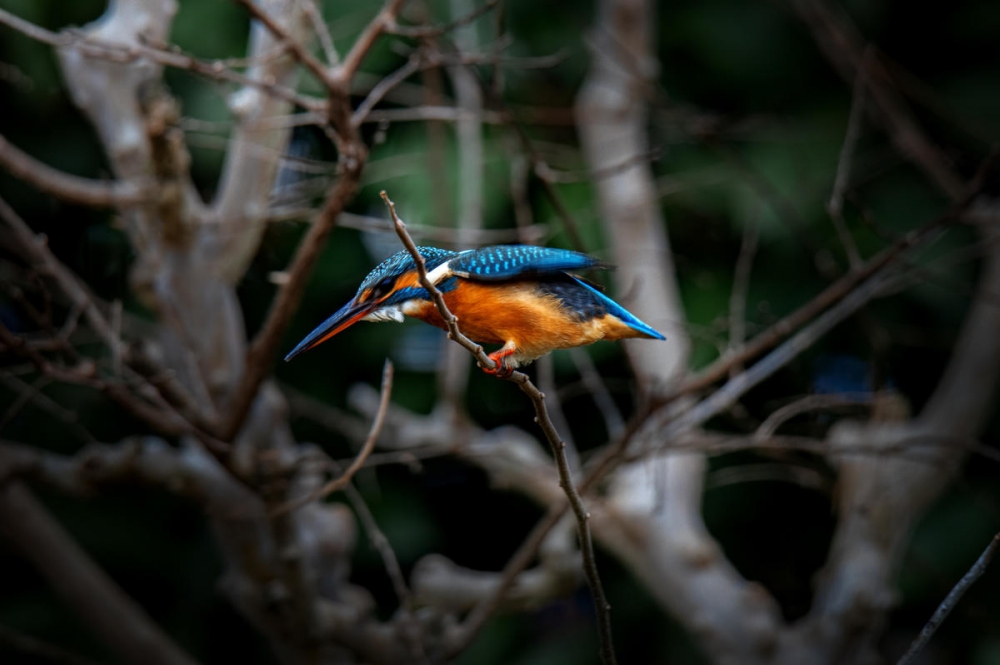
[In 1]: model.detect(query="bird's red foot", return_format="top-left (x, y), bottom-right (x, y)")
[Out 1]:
top-left (483, 347), bottom-right (515, 377)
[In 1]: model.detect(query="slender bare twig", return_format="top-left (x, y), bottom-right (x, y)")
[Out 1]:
top-left (0, 195), bottom-right (216, 434)
top-left (351, 48), bottom-right (564, 128)
top-left (0, 324), bottom-right (226, 452)
top-left (332, 0), bottom-right (408, 87)
top-left (447, 498), bottom-right (574, 654)
top-left (665, 194), bottom-right (975, 404)
top-left (754, 393), bottom-right (872, 440)
top-left (896, 533), bottom-right (1000, 665)
top-left (268, 208), bottom-right (548, 246)
top-left (352, 55), bottom-right (422, 126)
top-left (303, 0), bottom-right (338, 65)
top-left (0, 134), bottom-right (147, 208)
top-left (828, 62), bottom-right (866, 270)
top-left (502, 114), bottom-right (589, 252)
top-left (0, 375), bottom-right (51, 431)
top-left (219, 0), bottom-right (410, 441)
top-left (728, 213), bottom-right (759, 365)
top-left (0, 195), bottom-right (116, 344)
top-left (0, 8), bottom-right (324, 113)
top-left (569, 348), bottom-right (625, 439)
top-left (792, 0), bottom-right (965, 200)
top-left (535, 148), bottom-right (661, 184)
top-left (649, 270), bottom-right (892, 454)
top-left (340, 480), bottom-right (427, 662)
top-left (271, 360), bottom-right (394, 516)
top-left (380, 191), bottom-right (496, 369)
top-left (0, 373), bottom-right (96, 443)
top-left (537, 355), bottom-right (579, 471)
top-left (360, 106), bottom-right (500, 124)
top-left (389, 0), bottom-right (500, 38)
top-left (380, 191), bottom-right (618, 665)
top-left (509, 374), bottom-right (618, 665)
top-left (235, 0), bottom-right (333, 88)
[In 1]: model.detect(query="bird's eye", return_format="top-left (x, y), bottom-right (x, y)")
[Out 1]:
top-left (371, 276), bottom-right (396, 299)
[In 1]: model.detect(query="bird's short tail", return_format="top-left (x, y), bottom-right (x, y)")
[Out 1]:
top-left (568, 276), bottom-right (666, 340)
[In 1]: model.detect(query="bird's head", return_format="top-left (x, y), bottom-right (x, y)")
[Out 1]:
top-left (284, 247), bottom-right (457, 361)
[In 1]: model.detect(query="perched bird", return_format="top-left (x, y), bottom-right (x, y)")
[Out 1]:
top-left (285, 245), bottom-right (665, 375)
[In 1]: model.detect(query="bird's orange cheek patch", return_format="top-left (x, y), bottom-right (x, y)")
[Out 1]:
top-left (394, 273), bottom-right (421, 291)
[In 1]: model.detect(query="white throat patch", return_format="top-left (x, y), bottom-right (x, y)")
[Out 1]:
top-left (363, 304), bottom-right (405, 323)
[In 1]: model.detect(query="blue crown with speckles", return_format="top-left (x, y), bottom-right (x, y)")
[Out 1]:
top-left (359, 247), bottom-right (458, 291)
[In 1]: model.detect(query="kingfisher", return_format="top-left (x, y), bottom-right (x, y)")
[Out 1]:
top-left (284, 245), bottom-right (665, 376)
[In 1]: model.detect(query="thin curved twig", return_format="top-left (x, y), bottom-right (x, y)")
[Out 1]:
top-left (235, 0), bottom-right (333, 88)
top-left (270, 360), bottom-right (394, 517)
top-left (896, 532), bottom-right (1000, 665)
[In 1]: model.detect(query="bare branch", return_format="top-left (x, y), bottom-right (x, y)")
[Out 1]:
top-left (269, 209), bottom-right (548, 246)
top-left (896, 533), bottom-right (1000, 665)
top-left (389, 0), bottom-right (500, 38)
top-left (828, 65), bottom-right (866, 270)
top-left (754, 393), bottom-right (871, 440)
top-left (339, 479), bottom-right (427, 662)
top-left (0, 7), bottom-right (323, 113)
top-left (0, 134), bottom-right (148, 207)
top-left (728, 213), bottom-right (759, 362)
top-left (0, 195), bottom-right (216, 434)
top-left (380, 191), bottom-right (496, 370)
top-left (569, 348), bottom-right (625, 439)
top-left (654, 270), bottom-right (892, 449)
top-left (352, 55), bottom-right (422, 126)
top-left (415, 519), bottom-right (581, 612)
top-left (302, 0), bottom-right (338, 66)
top-left (792, 0), bottom-right (965, 199)
top-left (235, 0), bottom-right (332, 87)
top-left (332, 0), bottom-right (408, 88)
top-left (271, 360), bottom-right (394, 516)
top-left (0, 195), bottom-right (117, 344)
top-left (667, 195), bottom-right (973, 403)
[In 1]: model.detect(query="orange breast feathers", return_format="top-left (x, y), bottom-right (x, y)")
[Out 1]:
top-left (408, 280), bottom-right (639, 357)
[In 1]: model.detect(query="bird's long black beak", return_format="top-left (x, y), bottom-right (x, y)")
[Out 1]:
top-left (284, 298), bottom-right (376, 362)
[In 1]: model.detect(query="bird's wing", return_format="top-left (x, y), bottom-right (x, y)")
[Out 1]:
top-left (448, 245), bottom-right (603, 281)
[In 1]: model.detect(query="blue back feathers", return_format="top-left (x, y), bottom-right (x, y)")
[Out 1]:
top-left (359, 247), bottom-right (457, 293)
top-left (450, 245), bottom-right (602, 281)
